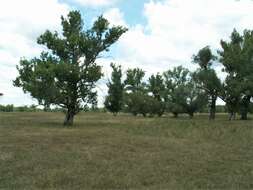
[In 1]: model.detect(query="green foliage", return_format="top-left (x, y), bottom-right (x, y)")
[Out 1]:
top-left (123, 68), bottom-right (165, 117)
top-left (124, 92), bottom-right (149, 117)
top-left (0, 104), bottom-right (14, 112)
top-left (16, 106), bottom-right (31, 112)
top-left (164, 66), bottom-right (189, 117)
top-left (219, 29), bottom-right (253, 120)
top-left (104, 63), bottom-right (124, 115)
top-left (0, 105), bottom-right (40, 112)
top-left (148, 73), bottom-right (165, 101)
top-left (221, 76), bottom-right (240, 115)
top-left (164, 66), bottom-right (207, 117)
top-left (147, 73), bottom-right (166, 116)
top-left (148, 97), bottom-right (166, 117)
top-left (180, 80), bottom-right (208, 117)
top-left (124, 68), bottom-right (147, 116)
top-left (13, 11), bottom-right (127, 125)
top-left (193, 46), bottom-right (222, 119)
top-left (124, 68), bottom-right (146, 93)
top-left (124, 92), bottom-right (164, 117)
top-left (193, 46), bottom-right (216, 69)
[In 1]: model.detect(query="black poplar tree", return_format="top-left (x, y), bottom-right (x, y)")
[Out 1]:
top-left (14, 11), bottom-right (127, 125)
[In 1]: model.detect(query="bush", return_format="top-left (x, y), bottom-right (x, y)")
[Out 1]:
top-left (124, 92), bottom-right (165, 117)
top-left (16, 106), bottom-right (30, 112)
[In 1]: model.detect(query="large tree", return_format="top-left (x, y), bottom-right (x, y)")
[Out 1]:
top-left (104, 63), bottom-right (124, 115)
top-left (14, 11), bottom-right (127, 125)
top-left (219, 29), bottom-right (253, 120)
top-left (193, 46), bottom-right (222, 120)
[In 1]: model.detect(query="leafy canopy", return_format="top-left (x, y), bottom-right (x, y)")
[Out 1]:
top-left (219, 29), bottom-right (253, 119)
top-left (14, 11), bottom-right (127, 125)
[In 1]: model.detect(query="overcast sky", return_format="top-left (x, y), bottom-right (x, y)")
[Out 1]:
top-left (1, 0), bottom-right (253, 106)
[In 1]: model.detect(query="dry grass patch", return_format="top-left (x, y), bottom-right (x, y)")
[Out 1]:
top-left (0, 112), bottom-right (253, 189)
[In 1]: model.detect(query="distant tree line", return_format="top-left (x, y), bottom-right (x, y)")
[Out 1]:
top-left (0, 105), bottom-right (38, 112)
top-left (0, 104), bottom-right (107, 113)
top-left (105, 29), bottom-right (253, 120)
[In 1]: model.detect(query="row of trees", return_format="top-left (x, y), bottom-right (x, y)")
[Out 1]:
top-left (13, 10), bottom-right (253, 125)
top-left (105, 64), bottom-right (204, 118)
top-left (105, 64), bottom-right (210, 118)
top-left (105, 30), bottom-right (253, 120)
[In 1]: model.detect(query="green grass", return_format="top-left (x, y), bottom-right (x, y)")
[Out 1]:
top-left (0, 112), bottom-right (253, 190)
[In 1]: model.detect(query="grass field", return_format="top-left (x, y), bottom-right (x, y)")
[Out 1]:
top-left (0, 112), bottom-right (253, 190)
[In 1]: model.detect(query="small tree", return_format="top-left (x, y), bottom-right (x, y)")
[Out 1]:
top-left (163, 66), bottom-right (189, 117)
top-left (14, 11), bottom-right (127, 126)
top-left (124, 92), bottom-right (149, 117)
top-left (193, 46), bottom-right (222, 120)
top-left (147, 73), bottom-right (166, 116)
top-left (179, 79), bottom-right (208, 118)
top-left (104, 63), bottom-right (124, 115)
top-left (164, 66), bottom-right (207, 118)
top-left (124, 68), bottom-right (149, 117)
top-left (148, 98), bottom-right (165, 117)
top-left (148, 74), bottom-right (165, 101)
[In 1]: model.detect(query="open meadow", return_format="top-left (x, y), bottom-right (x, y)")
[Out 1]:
top-left (0, 112), bottom-right (253, 189)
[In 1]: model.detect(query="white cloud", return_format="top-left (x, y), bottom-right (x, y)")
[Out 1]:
top-left (117, 0), bottom-right (253, 75)
top-left (73, 0), bottom-right (118, 7)
top-left (0, 0), bottom-right (69, 106)
top-left (103, 8), bottom-right (127, 27)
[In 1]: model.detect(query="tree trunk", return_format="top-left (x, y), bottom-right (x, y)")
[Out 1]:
top-left (229, 112), bottom-right (236, 121)
top-left (240, 96), bottom-right (251, 120)
top-left (133, 112), bottom-right (138, 116)
top-left (64, 110), bottom-right (75, 126)
top-left (43, 104), bottom-right (51, 112)
top-left (189, 112), bottom-right (194, 119)
top-left (209, 96), bottom-right (217, 120)
top-left (173, 113), bottom-right (178, 118)
top-left (241, 110), bottom-right (248, 120)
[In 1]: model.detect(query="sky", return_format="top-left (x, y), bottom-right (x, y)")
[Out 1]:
top-left (1, 0), bottom-right (253, 106)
